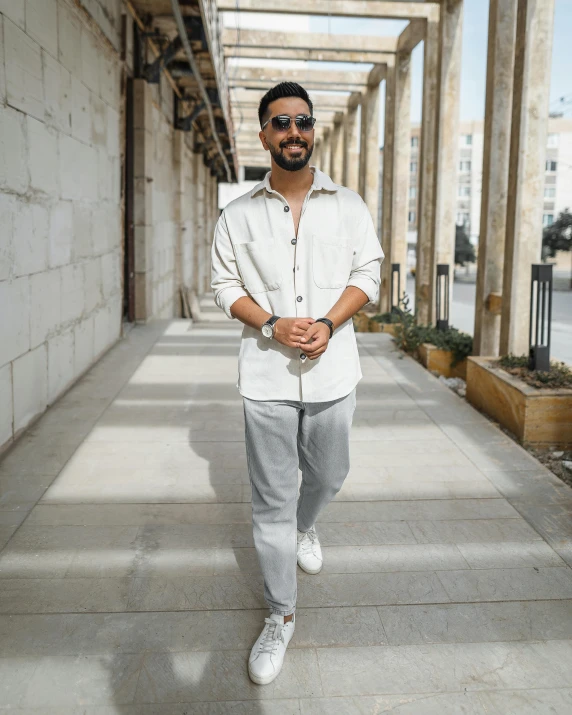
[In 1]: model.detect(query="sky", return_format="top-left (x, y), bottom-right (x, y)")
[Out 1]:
top-left (225, 0), bottom-right (572, 137)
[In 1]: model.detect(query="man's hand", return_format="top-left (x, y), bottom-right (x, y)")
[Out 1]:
top-left (273, 317), bottom-right (316, 349)
top-left (298, 321), bottom-right (330, 360)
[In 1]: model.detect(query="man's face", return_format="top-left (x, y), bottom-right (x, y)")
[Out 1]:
top-left (259, 96), bottom-right (314, 172)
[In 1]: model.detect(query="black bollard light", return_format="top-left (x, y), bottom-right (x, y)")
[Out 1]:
top-left (390, 263), bottom-right (401, 314)
top-left (435, 264), bottom-right (450, 331)
top-left (529, 264), bottom-right (553, 372)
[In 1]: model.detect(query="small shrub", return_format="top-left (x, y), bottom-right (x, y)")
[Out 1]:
top-left (497, 354), bottom-right (572, 389)
top-left (370, 311), bottom-right (402, 324)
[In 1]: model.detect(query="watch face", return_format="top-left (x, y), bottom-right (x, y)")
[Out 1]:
top-left (262, 324), bottom-right (273, 338)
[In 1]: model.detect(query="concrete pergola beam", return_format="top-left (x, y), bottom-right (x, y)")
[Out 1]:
top-left (230, 89), bottom-right (352, 109)
top-left (217, 0), bottom-right (439, 20)
top-left (397, 18), bottom-right (428, 52)
top-left (228, 68), bottom-right (369, 90)
top-left (221, 29), bottom-right (398, 54)
top-left (225, 46), bottom-right (395, 64)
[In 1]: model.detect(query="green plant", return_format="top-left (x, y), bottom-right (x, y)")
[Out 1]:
top-left (370, 311), bottom-right (402, 324)
top-left (393, 293), bottom-right (473, 367)
top-left (497, 354), bottom-right (572, 389)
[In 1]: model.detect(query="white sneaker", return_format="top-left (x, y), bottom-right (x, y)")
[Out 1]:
top-left (297, 525), bottom-right (323, 574)
top-left (248, 613), bottom-right (295, 685)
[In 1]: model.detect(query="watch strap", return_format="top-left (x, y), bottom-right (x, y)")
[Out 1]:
top-left (315, 317), bottom-right (334, 338)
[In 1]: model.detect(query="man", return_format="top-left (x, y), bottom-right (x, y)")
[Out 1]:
top-left (211, 82), bottom-right (384, 685)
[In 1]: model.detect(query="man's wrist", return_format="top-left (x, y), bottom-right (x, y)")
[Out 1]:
top-left (315, 317), bottom-right (334, 338)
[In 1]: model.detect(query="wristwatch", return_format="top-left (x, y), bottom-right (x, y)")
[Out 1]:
top-left (315, 317), bottom-right (334, 339)
top-left (261, 315), bottom-right (281, 339)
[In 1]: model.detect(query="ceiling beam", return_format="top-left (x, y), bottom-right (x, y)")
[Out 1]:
top-left (217, 0), bottom-right (439, 21)
top-left (230, 88), bottom-right (352, 108)
top-left (397, 18), bottom-right (427, 53)
top-left (228, 67), bottom-right (369, 87)
top-left (225, 46), bottom-right (394, 64)
top-left (221, 29), bottom-right (398, 54)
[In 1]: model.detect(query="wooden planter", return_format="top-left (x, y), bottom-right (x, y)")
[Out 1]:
top-left (353, 312), bottom-right (370, 332)
top-left (418, 343), bottom-right (467, 380)
top-left (466, 356), bottom-right (572, 449)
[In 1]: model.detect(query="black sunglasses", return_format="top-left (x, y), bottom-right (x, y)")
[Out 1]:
top-left (261, 114), bottom-right (317, 132)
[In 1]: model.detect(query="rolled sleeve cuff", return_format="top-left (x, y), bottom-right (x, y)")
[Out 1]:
top-left (216, 286), bottom-right (249, 319)
top-left (346, 276), bottom-right (379, 304)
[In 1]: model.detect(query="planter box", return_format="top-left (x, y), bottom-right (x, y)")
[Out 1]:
top-left (419, 343), bottom-right (467, 380)
top-left (466, 356), bottom-right (572, 449)
top-left (353, 313), bottom-right (370, 332)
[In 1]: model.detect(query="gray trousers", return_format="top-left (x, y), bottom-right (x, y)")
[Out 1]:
top-left (242, 388), bottom-right (357, 616)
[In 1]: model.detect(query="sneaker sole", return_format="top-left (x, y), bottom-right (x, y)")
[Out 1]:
top-left (297, 558), bottom-right (323, 574)
top-left (248, 662), bottom-right (283, 685)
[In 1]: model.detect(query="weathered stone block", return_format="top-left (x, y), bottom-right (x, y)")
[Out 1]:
top-left (0, 362), bottom-right (13, 449)
top-left (467, 356), bottom-right (572, 449)
top-left (0, 277), bottom-right (30, 366)
top-left (29, 268), bottom-right (61, 349)
top-left (99, 49), bottom-right (119, 106)
top-left (419, 343), bottom-right (467, 380)
top-left (25, 0), bottom-right (58, 59)
top-left (83, 257), bottom-right (102, 314)
top-left (57, 0), bottom-right (82, 74)
top-left (12, 201), bottom-right (49, 277)
top-left (72, 202), bottom-right (94, 259)
top-left (0, 0), bottom-right (25, 30)
top-left (94, 299), bottom-right (120, 358)
top-left (133, 78), bottom-right (152, 130)
top-left (48, 200), bottom-right (73, 268)
top-left (13, 344), bottom-right (47, 433)
top-left (106, 106), bottom-right (120, 157)
top-left (0, 105), bottom-right (29, 193)
top-left (73, 316), bottom-right (94, 377)
top-left (0, 193), bottom-right (14, 281)
top-left (80, 143), bottom-right (99, 201)
top-left (59, 134), bottom-right (84, 201)
top-left (80, 26), bottom-right (100, 96)
top-left (43, 51), bottom-right (72, 133)
top-left (4, 19), bottom-right (43, 120)
top-left (101, 250), bottom-right (120, 299)
top-left (91, 93), bottom-right (106, 147)
top-left (47, 328), bottom-right (74, 404)
top-left (27, 115), bottom-right (59, 196)
top-left (60, 262), bottom-right (85, 323)
top-left (0, 15), bottom-right (6, 105)
top-left (71, 75), bottom-right (92, 145)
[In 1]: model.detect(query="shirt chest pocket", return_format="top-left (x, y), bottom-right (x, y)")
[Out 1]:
top-left (234, 239), bottom-right (282, 294)
top-left (312, 235), bottom-right (353, 289)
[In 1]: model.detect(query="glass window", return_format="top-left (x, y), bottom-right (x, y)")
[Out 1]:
top-left (410, 161), bottom-right (418, 173)
top-left (547, 133), bottom-right (559, 148)
top-left (544, 187), bottom-right (556, 198)
top-left (411, 136), bottom-right (419, 148)
top-left (409, 187), bottom-right (417, 199)
top-left (543, 214), bottom-right (554, 227)
top-left (458, 185), bottom-right (471, 197)
top-left (459, 161), bottom-right (472, 172)
top-left (408, 211), bottom-right (416, 223)
top-left (465, 134), bottom-right (473, 145)
top-left (545, 160), bottom-right (557, 172)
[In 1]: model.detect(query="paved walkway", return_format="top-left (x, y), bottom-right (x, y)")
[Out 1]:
top-left (1, 295), bottom-right (572, 713)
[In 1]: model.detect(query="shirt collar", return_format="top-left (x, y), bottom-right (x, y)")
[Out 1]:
top-left (249, 166), bottom-right (338, 198)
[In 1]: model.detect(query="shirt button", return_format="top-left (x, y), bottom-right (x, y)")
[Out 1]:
top-left (291, 238), bottom-right (297, 245)
top-left (297, 296), bottom-right (303, 302)
top-left (284, 206), bottom-right (290, 212)
top-left (300, 353), bottom-right (307, 360)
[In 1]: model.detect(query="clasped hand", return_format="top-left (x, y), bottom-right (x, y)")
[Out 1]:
top-left (272, 318), bottom-right (330, 360)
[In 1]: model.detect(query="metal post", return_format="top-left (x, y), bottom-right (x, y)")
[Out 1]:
top-left (528, 264), bottom-right (553, 371)
top-left (436, 264), bottom-right (450, 331)
top-left (390, 263), bottom-right (401, 314)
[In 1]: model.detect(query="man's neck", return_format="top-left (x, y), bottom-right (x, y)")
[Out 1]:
top-left (269, 163), bottom-right (314, 200)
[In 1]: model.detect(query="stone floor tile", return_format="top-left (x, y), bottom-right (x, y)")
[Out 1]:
top-left (378, 600), bottom-right (572, 645)
top-left (299, 692), bottom-right (487, 714)
top-left (456, 442), bottom-right (543, 472)
top-left (10, 702), bottom-right (301, 715)
top-left (324, 498), bottom-right (515, 522)
top-left (316, 640), bottom-right (572, 696)
top-left (318, 544), bottom-right (468, 573)
top-left (314, 521), bottom-right (417, 545)
top-left (456, 541), bottom-right (565, 569)
top-left (408, 518), bottom-right (541, 543)
top-left (477, 688), bottom-right (572, 714)
top-left (335, 480), bottom-right (502, 500)
top-left (437, 567), bottom-right (572, 602)
top-left (482, 469), bottom-right (572, 503)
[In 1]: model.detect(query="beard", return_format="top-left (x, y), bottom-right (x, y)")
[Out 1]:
top-left (267, 139), bottom-right (314, 172)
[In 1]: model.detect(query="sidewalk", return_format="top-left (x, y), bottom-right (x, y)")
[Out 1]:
top-left (1, 296), bottom-right (572, 713)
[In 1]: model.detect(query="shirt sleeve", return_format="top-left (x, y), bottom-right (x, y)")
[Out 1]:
top-left (346, 200), bottom-right (385, 304)
top-left (210, 211), bottom-right (249, 319)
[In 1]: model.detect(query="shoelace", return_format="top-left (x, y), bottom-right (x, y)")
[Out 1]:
top-left (298, 528), bottom-right (318, 555)
top-left (258, 618), bottom-right (285, 655)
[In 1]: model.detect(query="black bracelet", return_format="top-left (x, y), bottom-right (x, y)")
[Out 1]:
top-left (315, 318), bottom-right (334, 338)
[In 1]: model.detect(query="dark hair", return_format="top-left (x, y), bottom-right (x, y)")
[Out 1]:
top-left (258, 82), bottom-right (313, 128)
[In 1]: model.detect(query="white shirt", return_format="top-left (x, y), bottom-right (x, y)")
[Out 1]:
top-left (210, 166), bottom-right (384, 402)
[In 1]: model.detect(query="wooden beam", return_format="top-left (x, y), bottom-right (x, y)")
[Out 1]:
top-left (217, 0), bottom-right (439, 21)
top-left (221, 29), bottom-right (398, 53)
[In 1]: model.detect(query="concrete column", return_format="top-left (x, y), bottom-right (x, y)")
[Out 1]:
top-left (191, 150), bottom-right (200, 295)
top-left (473, 0), bottom-right (518, 356)
top-left (174, 130), bottom-right (185, 317)
top-left (381, 53), bottom-right (412, 313)
top-left (203, 168), bottom-right (213, 294)
top-left (195, 158), bottom-right (206, 296)
top-left (132, 79), bottom-right (154, 322)
top-left (359, 71), bottom-right (381, 231)
top-left (330, 113), bottom-right (345, 184)
top-left (312, 137), bottom-right (321, 170)
top-left (343, 93), bottom-right (361, 192)
top-left (322, 128), bottom-right (331, 175)
top-left (500, 0), bottom-right (555, 355)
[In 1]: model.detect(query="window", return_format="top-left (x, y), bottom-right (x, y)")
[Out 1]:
top-left (546, 160), bottom-right (557, 172)
top-left (411, 136), bottom-right (419, 148)
top-left (458, 185), bottom-right (471, 197)
top-left (410, 161), bottom-right (418, 173)
top-left (408, 211), bottom-right (416, 223)
top-left (459, 161), bottom-right (472, 172)
top-left (547, 133), bottom-right (559, 148)
top-left (456, 212), bottom-right (470, 226)
top-left (543, 214), bottom-right (554, 227)
top-left (409, 187), bottom-right (417, 199)
top-left (544, 187), bottom-right (556, 198)
top-left (464, 134), bottom-right (473, 146)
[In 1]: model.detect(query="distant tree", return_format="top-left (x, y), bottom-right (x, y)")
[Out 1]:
top-left (455, 223), bottom-right (476, 266)
top-left (542, 210), bottom-right (572, 258)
